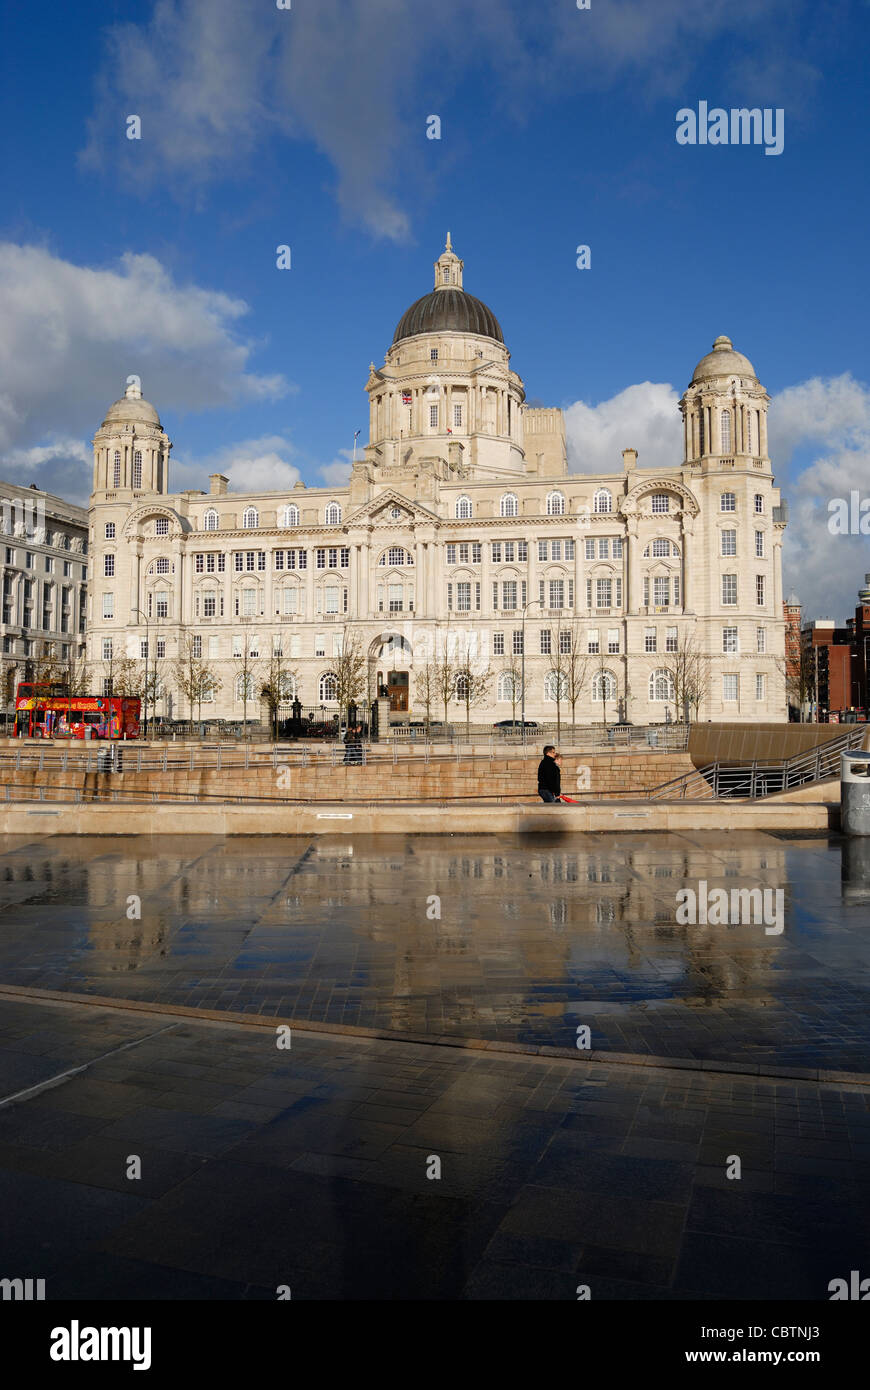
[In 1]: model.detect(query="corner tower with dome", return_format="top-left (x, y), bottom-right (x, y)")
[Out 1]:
top-left (86, 239), bottom-right (789, 725)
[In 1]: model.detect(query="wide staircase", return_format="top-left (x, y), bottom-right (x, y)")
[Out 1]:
top-left (648, 725), bottom-right (865, 801)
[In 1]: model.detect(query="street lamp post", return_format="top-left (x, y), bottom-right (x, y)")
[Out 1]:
top-left (131, 607), bottom-right (151, 740)
top-left (520, 598), bottom-right (544, 746)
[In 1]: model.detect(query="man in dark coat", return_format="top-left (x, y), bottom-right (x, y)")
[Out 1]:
top-left (537, 745), bottom-right (562, 803)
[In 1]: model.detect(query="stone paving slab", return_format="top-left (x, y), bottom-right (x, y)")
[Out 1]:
top-left (0, 994), bottom-right (868, 1300)
top-left (0, 832), bottom-right (868, 1074)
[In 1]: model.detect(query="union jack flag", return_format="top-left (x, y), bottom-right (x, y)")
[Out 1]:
top-left (402, 391), bottom-right (412, 405)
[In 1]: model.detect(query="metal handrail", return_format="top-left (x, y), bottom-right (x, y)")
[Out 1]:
top-left (647, 726), bottom-right (865, 801)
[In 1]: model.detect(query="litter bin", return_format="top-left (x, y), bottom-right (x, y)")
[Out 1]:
top-left (841, 750), bottom-right (870, 835)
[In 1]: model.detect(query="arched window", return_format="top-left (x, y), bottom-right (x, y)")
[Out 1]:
top-left (544, 671), bottom-right (568, 702)
top-left (279, 672), bottom-right (297, 701)
top-left (325, 503), bottom-right (342, 525)
top-left (280, 504), bottom-right (299, 528)
top-left (720, 409), bottom-right (732, 452)
top-left (319, 672), bottom-right (338, 702)
top-left (546, 491), bottom-right (565, 516)
top-left (497, 672), bottom-right (519, 702)
top-left (113, 451), bottom-right (121, 488)
top-left (235, 673), bottom-right (254, 702)
top-left (592, 669), bottom-right (617, 701)
top-left (649, 669), bottom-right (675, 703)
top-left (454, 672), bottom-right (470, 701)
top-left (243, 507), bottom-right (259, 529)
top-left (500, 493), bottom-right (518, 518)
top-left (593, 489), bottom-right (612, 514)
top-left (455, 496), bottom-right (473, 519)
top-left (132, 450), bottom-right (143, 490)
top-left (203, 508), bottom-right (219, 531)
top-left (379, 547), bottom-right (413, 567)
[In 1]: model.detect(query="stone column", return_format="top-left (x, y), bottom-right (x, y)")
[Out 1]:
top-left (625, 517), bottom-right (639, 614)
top-left (760, 407), bottom-right (768, 458)
top-left (682, 520), bottom-right (694, 613)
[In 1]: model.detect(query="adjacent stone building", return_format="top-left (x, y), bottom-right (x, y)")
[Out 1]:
top-left (0, 481), bottom-right (88, 707)
top-left (86, 238), bottom-right (788, 724)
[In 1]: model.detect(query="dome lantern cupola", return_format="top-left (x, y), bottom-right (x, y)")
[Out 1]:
top-left (434, 232), bottom-right (463, 291)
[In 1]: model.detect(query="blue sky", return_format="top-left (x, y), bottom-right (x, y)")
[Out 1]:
top-left (0, 0), bottom-right (868, 618)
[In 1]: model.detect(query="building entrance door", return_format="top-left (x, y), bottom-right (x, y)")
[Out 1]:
top-left (377, 669), bottom-right (409, 712)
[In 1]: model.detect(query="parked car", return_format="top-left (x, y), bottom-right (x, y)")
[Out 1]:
top-left (492, 719), bottom-right (538, 730)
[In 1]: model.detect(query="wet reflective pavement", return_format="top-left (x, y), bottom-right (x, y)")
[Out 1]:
top-left (0, 830), bottom-right (868, 1073)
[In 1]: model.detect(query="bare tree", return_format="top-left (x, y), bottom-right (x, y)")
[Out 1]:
top-left (658, 631), bottom-right (710, 723)
top-left (559, 619), bottom-right (590, 737)
top-left (230, 622), bottom-right (264, 738)
top-left (413, 658), bottom-right (439, 733)
top-left (100, 649), bottom-right (141, 698)
top-left (259, 641), bottom-right (297, 742)
top-left (174, 637), bottom-right (223, 732)
top-left (332, 625), bottom-right (367, 734)
top-left (453, 646), bottom-right (492, 740)
top-left (781, 643), bottom-right (816, 722)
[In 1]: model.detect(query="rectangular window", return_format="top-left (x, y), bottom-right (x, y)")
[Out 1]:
top-left (540, 629), bottom-right (551, 655)
top-left (644, 627), bottom-right (656, 653)
top-left (721, 529), bottom-right (737, 556)
top-left (721, 493), bottom-right (736, 512)
top-left (538, 541), bottom-right (548, 562)
top-left (316, 548), bottom-right (327, 569)
top-left (102, 638), bottom-right (113, 660)
top-left (456, 582), bottom-right (471, 612)
top-left (756, 627), bottom-right (766, 653)
top-left (208, 636), bottom-right (219, 659)
top-left (755, 530), bottom-right (765, 558)
top-left (454, 404), bottom-right (462, 428)
top-left (587, 629), bottom-right (600, 655)
top-left (756, 674), bottom-right (765, 699)
top-left (429, 405), bottom-right (438, 428)
top-left (503, 542), bottom-right (515, 564)
top-left (585, 539), bottom-right (595, 561)
top-left (651, 494), bottom-right (669, 513)
top-left (140, 639), bottom-right (148, 659)
top-left (155, 518), bottom-right (169, 536)
top-left (493, 632), bottom-right (505, 655)
top-left (723, 627), bottom-right (738, 653)
top-left (44, 556), bottom-right (53, 573)
top-left (203, 593), bottom-right (216, 617)
top-left (755, 494), bottom-right (764, 514)
top-left (104, 554), bottom-right (114, 577)
top-left (102, 593), bottom-right (114, 619)
top-left (104, 523), bottom-right (115, 539)
top-left (246, 552), bottom-right (256, 572)
top-left (192, 635), bottom-right (202, 658)
top-left (756, 575), bottom-right (765, 606)
top-left (549, 579), bottom-right (564, 609)
top-left (340, 548), bottom-right (350, 567)
top-left (513, 631), bottom-right (523, 656)
top-left (502, 580), bottom-right (517, 609)
top-left (598, 539), bottom-right (609, 559)
top-left (155, 595), bottom-right (168, 618)
top-left (258, 551), bottom-right (266, 571)
top-left (234, 553), bottom-right (244, 572)
top-left (595, 578), bottom-right (612, 608)
top-left (558, 629), bottom-right (571, 655)
top-left (274, 550), bottom-right (284, 570)
top-left (666, 627), bottom-right (678, 652)
top-left (325, 586), bottom-right (340, 614)
top-left (217, 554), bottom-right (225, 571)
top-left (565, 539), bottom-right (575, 560)
top-left (491, 542), bottom-right (502, 563)
top-left (517, 540), bottom-right (527, 562)
top-left (607, 630), bottom-right (620, 654)
top-left (723, 674), bottom-right (739, 702)
top-left (459, 543), bottom-right (469, 563)
top-left (471, 542), bottom-right (481, 564)
top-left (722, 574), bottom-right (737, 605)
top-left (388, 583), bottom-right (403, 612)
top-left (653, 576), bottom-right (669, 606)
top-left (551, 541), bottom-right (562, 561)
top-left (446, 544), bottom-right (456, 565)
top-left (612, 537), bottom-right (623, 559)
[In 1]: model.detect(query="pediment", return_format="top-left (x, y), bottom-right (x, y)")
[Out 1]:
top-left (346, 489), bottom-right (441, 529)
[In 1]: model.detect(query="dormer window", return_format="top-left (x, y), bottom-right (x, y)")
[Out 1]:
top-left (243, 507), bottom-right (259, 529)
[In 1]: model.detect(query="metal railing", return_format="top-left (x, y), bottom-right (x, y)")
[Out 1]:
top-left (647, 726), bottom-right (865, 801)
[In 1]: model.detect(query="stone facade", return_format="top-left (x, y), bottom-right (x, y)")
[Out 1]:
top-left (0, 480), bottom-right (88, 706)
top-left (87, 241), bottom-right (788, 724)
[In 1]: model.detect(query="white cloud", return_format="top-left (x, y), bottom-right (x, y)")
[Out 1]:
top-left (0, 242), bottom-right (289, 497)
top-left (564, 382), bottom-right (681, 474)
top-left (319, 454), bottom-right (354, 488)
top-left (171, 434), bottom-right (301, 495)
top-left (80, 0), bottom-right (804, 241)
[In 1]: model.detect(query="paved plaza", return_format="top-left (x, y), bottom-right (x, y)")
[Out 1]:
top-left (0, 994), bottom-right (868, 1300)
top-left (0, 831), bottom-right (867, 1071)
top-left (1, 829), bottom-right (868, 1301)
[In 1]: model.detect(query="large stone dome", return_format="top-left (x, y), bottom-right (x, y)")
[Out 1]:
top-left (393, 286), bottom-right (504, 345)
top-left (691, 335), bottom-right (757, 384)
top-left (101, 379), bottom-right (161, 429)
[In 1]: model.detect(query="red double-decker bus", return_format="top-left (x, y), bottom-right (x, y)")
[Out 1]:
top-left (13, 682), bottom-right (141, 740)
